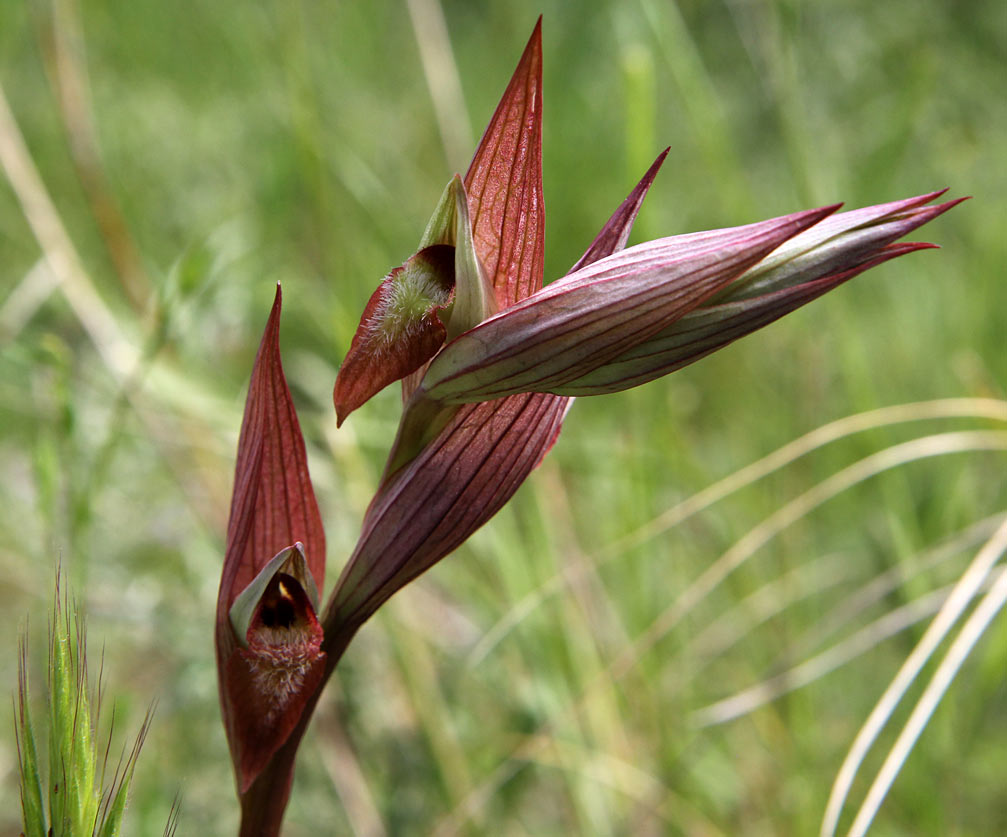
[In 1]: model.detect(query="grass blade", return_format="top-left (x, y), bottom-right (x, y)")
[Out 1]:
top-left (821, 515), bottom-right (1007, 836)
top-left (848, 563), bottom-right (1007, 835)
top-left (16, 633), bottom-right (47, 837)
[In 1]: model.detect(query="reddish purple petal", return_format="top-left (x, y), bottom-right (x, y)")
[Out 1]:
top-left (464, 19), bottom-right (545, 306)
top-left (421, 205), bottom-right (839, 402)
top-left (219, 286), bottom-right (325, 608)
top-left (562, 242), bottom-right (937, 393)
top-left (532, 195), bottom-right (965, 394)
top-left (723, 194), bottom-right (966, 302)
top-left (570, 148), bottom-right (670, 273)
top-left (216, 284), bottom-right (326, 791)
top-left (326, 392), bottom-right (569, 629)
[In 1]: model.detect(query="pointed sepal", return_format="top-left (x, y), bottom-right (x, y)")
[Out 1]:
top-left (569, 147), bottom-right (670, 273)
top-left (464, 18), bottom-right (545, 306)
top-left (420, 205), bottom-right (839, 403)
top-left (555, 194), bottom-right (966, 393)
top-left (216, 284), bottom-right (326, 794)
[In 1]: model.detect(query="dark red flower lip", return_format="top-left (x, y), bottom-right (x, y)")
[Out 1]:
top-left (229, 542), bottom-right (320, 644)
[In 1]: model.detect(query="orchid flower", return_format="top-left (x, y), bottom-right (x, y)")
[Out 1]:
top-left (214, 287), bottom-right (327, 821)
top-left (325, 21), bottom-right (961, 633)
top-left (216, 19), bottom-right (961, 834)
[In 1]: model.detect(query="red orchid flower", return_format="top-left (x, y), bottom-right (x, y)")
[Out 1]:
top-left (325, 21), bottom-right (961, 632)
top-left (218, 19), bottom-right (962, 834)
top-left (214, 286), bottom-right (326, 803)
top-left (327, 21), bottom-right (568, 630)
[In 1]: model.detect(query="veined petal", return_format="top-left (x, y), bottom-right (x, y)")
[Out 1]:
top-left (420, 205), bottom-right (838, 403)
top-left (216, 285), bottom-right (326, 793)
top-left (326, 393), bottom-right (570, 630)
top-left (734, 190), bottom-right (950, 279)
top-left (559, 242), bottom-right (934, 394)
top-left (551, 195), bottom-right (964, 394)
top-left (218, 286), bottom-right (325, 611)
top-left (569, 148), bottom-right (669, 273)
top-left (719, 192), bottom-right (964, 301)
top-left (464, 18), bottom-right (545, 305)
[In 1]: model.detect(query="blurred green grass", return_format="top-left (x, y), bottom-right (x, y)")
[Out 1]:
top-left (1, 0), bottom-right (1004, 834)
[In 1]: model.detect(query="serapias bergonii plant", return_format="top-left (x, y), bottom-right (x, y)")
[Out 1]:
top-left (215, 19), bottom-right (964, 834)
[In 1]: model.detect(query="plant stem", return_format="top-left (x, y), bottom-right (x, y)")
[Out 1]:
top-left (237, 619), bottom-right (362, 836)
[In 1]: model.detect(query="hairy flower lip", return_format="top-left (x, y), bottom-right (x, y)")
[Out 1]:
top-left (333, 176), bottom-right (498, 425)
top-left (227, 581), bottom-right (326, 794)
top-left (333, 245), bottom-right (455, 426)
top-left (244, 571), bottom-right (324, 654)
top-left (226, 558), bottom-right (326, 794)
top-left (332, 16), bottom-right (547, 427)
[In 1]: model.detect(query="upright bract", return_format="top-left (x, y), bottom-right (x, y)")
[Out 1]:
top-left (215, 286), bottom-right (326, 796)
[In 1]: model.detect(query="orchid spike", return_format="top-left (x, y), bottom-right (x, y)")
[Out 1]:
top-left (220, 19), bottom-right (963, 834)
top-left (215, 285), bottom-right (326, 796)
top-left (328, 22), bottom-right (962, 630)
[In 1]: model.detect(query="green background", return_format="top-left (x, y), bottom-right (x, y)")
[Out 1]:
top-left (1, 0), bottom-right (1004, 833)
